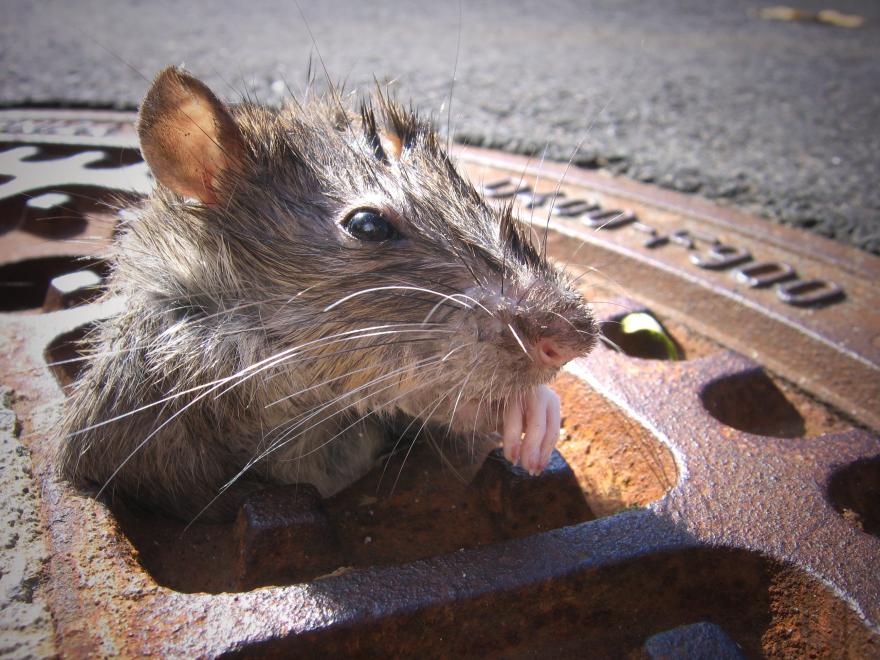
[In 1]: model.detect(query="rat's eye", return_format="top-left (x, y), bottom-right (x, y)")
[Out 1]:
top-left (342, 209), bottom-right (400, 242)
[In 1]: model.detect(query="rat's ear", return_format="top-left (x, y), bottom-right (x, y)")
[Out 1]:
top-left (379, 130), bottom-right (403, 161)
top-left (138, 67), bottom-right (244, 204)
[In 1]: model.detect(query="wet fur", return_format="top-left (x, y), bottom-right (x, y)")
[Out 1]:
top-left (60, 70), bottom-right (596, 521)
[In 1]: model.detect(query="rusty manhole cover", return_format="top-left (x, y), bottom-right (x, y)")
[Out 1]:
top-left (1, 110), bottom-right (878, 657)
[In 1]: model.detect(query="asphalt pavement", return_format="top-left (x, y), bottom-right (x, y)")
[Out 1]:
top-left (2, 0), bottom-right (878, 254)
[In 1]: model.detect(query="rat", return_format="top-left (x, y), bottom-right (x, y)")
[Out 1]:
top-left (59, 66), bottom-right (597, 521)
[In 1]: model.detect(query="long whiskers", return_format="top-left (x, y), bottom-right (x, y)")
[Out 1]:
top-left (323, 284), bottom-right (491, 317)
top-left (71, 325), bottom-right (451, 437)
top-left (186, 365), bottom-right (452, 528)
top-left (506, 322), bottom-right (532, 360)
top-left (226, 361), bottom-right (451, 493)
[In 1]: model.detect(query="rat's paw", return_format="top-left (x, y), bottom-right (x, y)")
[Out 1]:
top-left (502, 385), bottom-right (561, 475)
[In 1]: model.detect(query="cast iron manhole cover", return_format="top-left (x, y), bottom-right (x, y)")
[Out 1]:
top-left (1, 110), bottom-right (878, 657)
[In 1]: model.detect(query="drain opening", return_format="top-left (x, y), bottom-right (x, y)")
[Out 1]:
top-left (700, 369), bottom-right (805, 438)
top-left (19, 192), bottom-right (88, 239)
top-left (44, 322), bottom-right (95, 387)
top-left (82, 148), bottom-right (146, 169)
top-left (601, 311), bottom-right (683, 360)
top-left (0, 256), bottom-right (107, 312)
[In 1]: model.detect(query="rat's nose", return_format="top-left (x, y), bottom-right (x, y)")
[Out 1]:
top-left (535, 337), bottom-right (579, 369)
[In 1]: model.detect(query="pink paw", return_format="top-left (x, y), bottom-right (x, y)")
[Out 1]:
top-left (501, 385), bottom-right (561, 475)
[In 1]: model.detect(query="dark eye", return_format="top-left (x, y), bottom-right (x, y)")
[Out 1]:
top-left (343, 209), bottom-right (400, 242)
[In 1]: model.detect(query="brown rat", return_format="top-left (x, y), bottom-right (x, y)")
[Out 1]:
top-left (59, 66), bottom-right (597, 521)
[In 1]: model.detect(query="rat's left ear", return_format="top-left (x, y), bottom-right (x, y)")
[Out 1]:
top-left (138, 66), bottom-right (244, 204)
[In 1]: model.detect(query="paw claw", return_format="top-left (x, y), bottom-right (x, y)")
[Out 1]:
top-left (501, 384), bottom-right (562, 475)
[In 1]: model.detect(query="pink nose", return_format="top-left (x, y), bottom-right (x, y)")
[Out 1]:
top-left (536, 337), bottom-right (577, 369)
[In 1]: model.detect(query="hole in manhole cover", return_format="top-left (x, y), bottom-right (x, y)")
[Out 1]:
top-left (700, 369), bottom-right (805, 438)
top-left (44, 321), bottom-right (96, 386)
top-left (0, 256), bottom-right (106, 312)
top-left (601, 311), bottom-right (683, 360)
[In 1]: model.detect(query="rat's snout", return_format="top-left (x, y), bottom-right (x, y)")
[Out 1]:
top-left (509, 305), bottom-right (597, 371)
top-left (535, 336), bottom-right (580, 368)
top-left (470, 283), bottom-right (597, 372)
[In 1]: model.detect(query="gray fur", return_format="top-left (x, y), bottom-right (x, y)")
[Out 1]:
top-left (59, 68), bottom-right (596, 521)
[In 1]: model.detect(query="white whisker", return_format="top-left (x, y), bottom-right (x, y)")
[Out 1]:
top-left (507, 322), bottom-right (532, 359)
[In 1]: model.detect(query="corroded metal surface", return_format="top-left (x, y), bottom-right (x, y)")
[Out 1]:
top-left (569, 321), bottom-right (880, 631)
top-left (1, 112), bottom-right (879, 656)
top-left (235, 484), bottom-right (340, 590)
top-left (643, 621), bottom-right (746, 659)
top-left (473, 448), bottom-right (594, 538)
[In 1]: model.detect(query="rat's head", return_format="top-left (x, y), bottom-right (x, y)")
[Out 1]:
top-left (135, 67), bottom-right (596, 425)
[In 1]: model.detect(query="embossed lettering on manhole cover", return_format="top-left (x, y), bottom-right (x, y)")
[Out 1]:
top-left (0, 110), bottom-right (878, 657)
